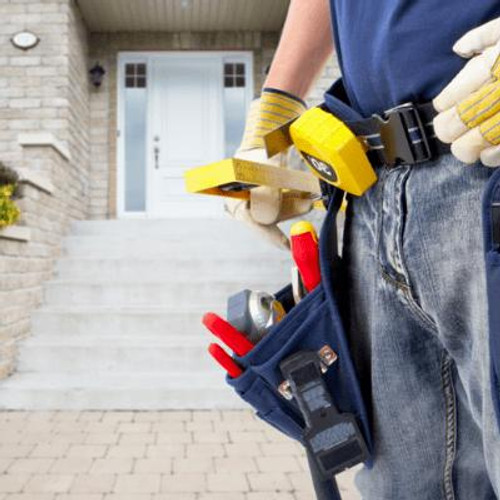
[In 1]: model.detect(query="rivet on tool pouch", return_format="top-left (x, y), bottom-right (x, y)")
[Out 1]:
top-left (265, 106), bottom-right (377, 196)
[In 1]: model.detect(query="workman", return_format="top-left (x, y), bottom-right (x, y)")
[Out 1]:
top-left (225, 1), bottom-right (500, 498)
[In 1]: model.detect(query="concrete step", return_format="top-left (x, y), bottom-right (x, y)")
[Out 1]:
top-left (55, 257), bottom-right (291, 282)
top-left (43, 280), bottom-right (287, 307)
top-left (62, 234), bottom-right (286, 258)
top-left (71, 217), bottom-right (274, 237)
top-left (32, 308), bottom-right (213, 337)
top-left (17, 335), bottom-right (216, 374)
top-left (0, 372), bottom-right (243, 410)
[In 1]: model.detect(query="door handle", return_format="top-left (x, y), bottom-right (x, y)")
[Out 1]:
top-left (154, 146), bottom-right (160, 169)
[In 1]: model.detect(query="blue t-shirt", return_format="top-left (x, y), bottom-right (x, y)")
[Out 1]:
top-left (330, 1), bottom-right (500, 117)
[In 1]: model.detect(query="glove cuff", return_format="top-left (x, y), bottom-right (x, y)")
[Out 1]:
top-left (240, 88), bottom-right (307, 151)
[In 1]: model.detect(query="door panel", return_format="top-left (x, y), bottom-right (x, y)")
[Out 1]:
top-left (150, 56), bottom-right (224, 218)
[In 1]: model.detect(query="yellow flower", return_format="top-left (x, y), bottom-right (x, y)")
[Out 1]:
top-left (0, 183), bottom-right (21, 228)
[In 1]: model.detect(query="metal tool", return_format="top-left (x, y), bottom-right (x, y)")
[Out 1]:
top-left (279, 349), bottom-right (369, 478)
top-left (227, 290), bottom-right (285, 344)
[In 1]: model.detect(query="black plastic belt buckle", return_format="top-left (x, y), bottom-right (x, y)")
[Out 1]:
top-left (280, 351), bottom-right (369, 479)
top-left (376, 103), bottom-right (433, 167)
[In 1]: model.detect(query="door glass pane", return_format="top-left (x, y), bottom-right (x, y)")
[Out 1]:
top-left (124, 63), bottom-right (147, 212)
top-left (223, 62), bottom-right (248, 157)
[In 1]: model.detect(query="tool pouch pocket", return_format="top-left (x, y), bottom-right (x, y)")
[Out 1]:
top-left (226, 189), bottom-right (373, 462)
top-left (482, 167), bottom-right (500, 431)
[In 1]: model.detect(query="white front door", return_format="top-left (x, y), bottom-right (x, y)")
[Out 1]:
top-left (149, 55), bottom-right (223, 217)
top-left (118, 52), bottom-right (253, 218)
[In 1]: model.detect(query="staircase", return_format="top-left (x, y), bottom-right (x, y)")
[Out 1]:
top-left (0, 218), bottom-right (291, 410)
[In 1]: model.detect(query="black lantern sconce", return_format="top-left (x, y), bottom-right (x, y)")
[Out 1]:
top-left (89, 62), bottom-right (106, 88)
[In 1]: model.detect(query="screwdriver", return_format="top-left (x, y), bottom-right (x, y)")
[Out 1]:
top-left (290, 221), bottom-right (321, 292)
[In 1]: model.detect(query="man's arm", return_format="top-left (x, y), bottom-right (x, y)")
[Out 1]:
top-left (265, 0), bottom-right (335, 99)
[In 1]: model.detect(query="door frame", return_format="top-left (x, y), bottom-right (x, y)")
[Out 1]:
top-left (116, 51), bottom-right (254, 219)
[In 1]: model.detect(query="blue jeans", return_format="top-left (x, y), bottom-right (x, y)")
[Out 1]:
top-left (343, 155), bottom-right (500, 499)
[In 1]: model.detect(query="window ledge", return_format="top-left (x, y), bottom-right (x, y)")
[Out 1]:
top-left (17, 132), bottom-right (71, 162)
top-left (0, 225), bottom-right (31, 242)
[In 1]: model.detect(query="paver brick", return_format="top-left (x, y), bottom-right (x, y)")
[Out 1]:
top-left (199, 494), bottom-right (245, 500)
top-left (58, 495), bottom-right (104, 500)
top-left (119, 434), bottom-right (155, 446)
top-left (246, 472), bottom-right (292, 492)
top-left (214, 457), bottom-right (257, 473)
top-left (30, 444), bottom-right (68, 458)
top-left (256, 456), bottom-right (301, 473)
top-left (146, 445), bottom-right (184, 459)
top-left (67, 445), bottom-right (107, 458)
top-left (156, 433), bottom-right (191, 445)
top-left (229, 431), bottom-right (268, 443)
top-left (50, 457), bottom-right (93, 474)
top-left (185, 444), bottom-right (224, 459)
top-left (192, 432), bottom-right (229, 444)
top-left (0, 475), bottom-right (30, 493)
top-left (134, 458), bottom-right (172, 474)
top-left (24, 474), bottom-right (74, 493)
top-left (206, 473), bottom-right (249, 493)
top-left (91, 458), bottom-right (134, 475)
top-left (4, 494), bottom-right (55, 500)
top-left (114, 475), bottom-right (161, 494)
top-left (85, 433), bottom-right (119, 445)
top-left (107, 446), bottom-right (146, 459)
top-left (8, 458), bottom-right (54, 474)
top-left (70, 474), bottom-right (116, 493)
top-left (0, 446), bottom-right (34, 458)
top-left (0, 459), bottom-right (13, 473)
top-left (173, 458), bottom-right (214, 474)
top-left (160, 474), bottom-right (205, 493)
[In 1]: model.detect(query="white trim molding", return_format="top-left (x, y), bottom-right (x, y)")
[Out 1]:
top-left (0, 225), bottom-right (31, 242)
top-left (17, 132), bottom-right (71, 162)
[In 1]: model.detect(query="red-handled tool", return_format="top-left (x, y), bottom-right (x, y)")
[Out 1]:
top-left (208, 343), bottom-right (243, 378)
top-left (202, 312), bottom-right (254, 356)
top-left (290, 221), bottom-right (321, 292)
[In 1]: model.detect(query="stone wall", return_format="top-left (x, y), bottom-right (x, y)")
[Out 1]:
top-left (0, 0), bottom-right (91, 378)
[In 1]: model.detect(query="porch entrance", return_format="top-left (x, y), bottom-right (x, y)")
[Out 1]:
top-left (117, 52), bottom-right (253, 218)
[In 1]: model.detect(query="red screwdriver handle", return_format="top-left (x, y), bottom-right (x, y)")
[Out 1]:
top-left (290, 229), bottom-right (321, 292)
top-left (208, 343), bottom-right (243, 378)
top-left (202, 312), bottom-right (254, 356)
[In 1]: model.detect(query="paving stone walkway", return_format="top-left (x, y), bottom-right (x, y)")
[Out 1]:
top-left (0, 410), bottom-right (360, 500)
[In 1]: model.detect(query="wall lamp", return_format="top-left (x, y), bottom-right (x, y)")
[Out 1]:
top-left (89, 62), bottom-right (106, 88)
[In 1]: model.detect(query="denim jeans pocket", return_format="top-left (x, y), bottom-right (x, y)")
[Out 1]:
top-left (482, 167), bottom-right (500, 430)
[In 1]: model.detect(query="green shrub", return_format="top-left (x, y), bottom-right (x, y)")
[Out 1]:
top-left (0, 164), bottom-right (20, 229)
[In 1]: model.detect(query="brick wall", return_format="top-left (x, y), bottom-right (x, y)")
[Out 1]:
top-left (0, 0), bottom-right (91, 378)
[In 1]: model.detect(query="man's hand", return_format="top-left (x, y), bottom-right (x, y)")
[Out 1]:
top-left (433, 17), bottom-right (500, 167)
top-left (225, 90), bottom-right (310, 250)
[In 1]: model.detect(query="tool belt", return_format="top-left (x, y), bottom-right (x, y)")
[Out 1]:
top-left (225, 188), bottom-right (373, 499)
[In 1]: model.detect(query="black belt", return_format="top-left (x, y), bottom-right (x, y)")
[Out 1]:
top-left (346, 102), bottom-right (450, 168)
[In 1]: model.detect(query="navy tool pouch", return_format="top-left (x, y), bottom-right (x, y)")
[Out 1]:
top-left (226, 188), bottom-right (374, 468)
top-left (482, 167), bottom-right (500, 431)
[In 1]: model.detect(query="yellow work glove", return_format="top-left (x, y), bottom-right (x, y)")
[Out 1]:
top-left (225, 89), bottom-right (310, 250)
top-left (434, 17), bottom-right (500, 167)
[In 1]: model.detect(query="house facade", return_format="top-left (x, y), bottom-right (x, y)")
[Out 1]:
top-left (0, 0), bottom-right (340, 387)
